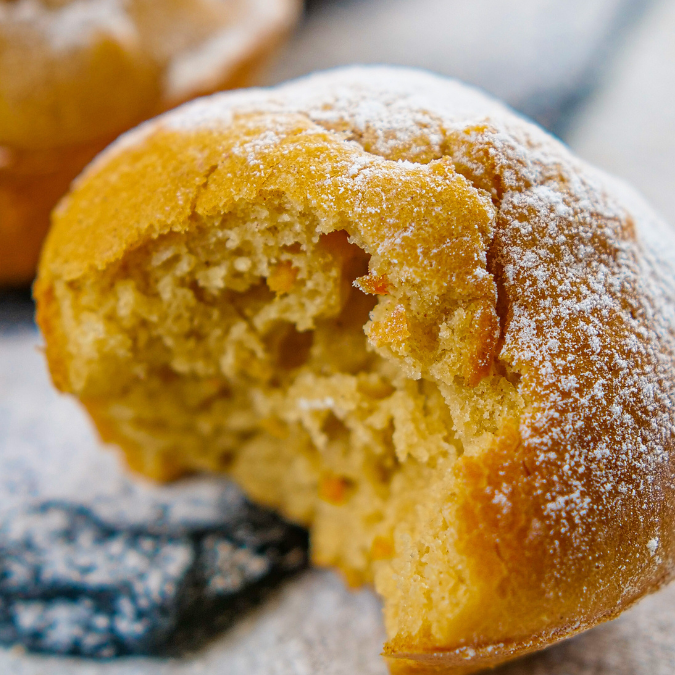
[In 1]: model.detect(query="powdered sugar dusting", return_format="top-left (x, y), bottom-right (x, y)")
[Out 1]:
top-left (161, 66), bottom-right (510, 150)
top-left (88, 65), bottom-right (675, 598)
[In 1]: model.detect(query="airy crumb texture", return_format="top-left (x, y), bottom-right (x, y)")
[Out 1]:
top-left (36, 67), bottom-right (675, 674)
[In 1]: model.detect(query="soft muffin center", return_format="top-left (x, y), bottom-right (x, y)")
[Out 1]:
top-left (53, 193), bottom-right (523, 642)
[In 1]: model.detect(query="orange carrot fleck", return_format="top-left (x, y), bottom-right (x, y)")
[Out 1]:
top-left (267, 261), bottom-right (298, 294)
top-left (355, 273), bottom-right (390, 295)
top-left (319, 474), bottom-right (350, 505)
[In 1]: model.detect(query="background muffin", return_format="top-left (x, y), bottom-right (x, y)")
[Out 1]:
top-left (0, 0), bottom-right (300, 285)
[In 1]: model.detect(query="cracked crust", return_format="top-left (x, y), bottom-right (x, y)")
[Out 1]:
top-left (35, 67), bottom-right (675, 673)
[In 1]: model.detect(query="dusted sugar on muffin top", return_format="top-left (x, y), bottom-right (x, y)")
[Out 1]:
top-left (36, 67), bottom-right (675, 674)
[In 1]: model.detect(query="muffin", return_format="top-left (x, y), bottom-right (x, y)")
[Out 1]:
top-left (35, 67), bottom-right (675, 673)
top-left (0, 0), bottom-right (300, 284)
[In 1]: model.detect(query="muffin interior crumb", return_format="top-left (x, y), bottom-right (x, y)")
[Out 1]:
top-left (51, 190), bottom-right (524, 643)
